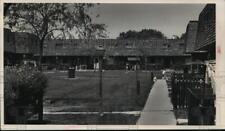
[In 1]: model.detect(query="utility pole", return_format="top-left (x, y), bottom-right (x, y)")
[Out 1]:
top-left (136, 56), bottom-right (140, 95)
top-left (99, 55), bottom-right (104, 116)
top-left (99, 56), bottom-right (103, 99)
top-left (96, 46), bottom-right (105, 117)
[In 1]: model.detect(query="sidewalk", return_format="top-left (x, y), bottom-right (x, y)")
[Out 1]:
top-left (137, 79), bottom-right (176, 125)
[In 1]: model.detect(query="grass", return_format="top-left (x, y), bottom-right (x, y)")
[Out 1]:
top-left (39, 70), bottom-right (153, 124)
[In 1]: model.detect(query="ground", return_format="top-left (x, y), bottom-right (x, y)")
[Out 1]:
top-left (137, 79), bottom-right (176, 125)
top-left (33, 70), bottom-right (153, 124)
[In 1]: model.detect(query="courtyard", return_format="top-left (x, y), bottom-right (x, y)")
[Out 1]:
top-left (30, 70), bottom-right (153, 124)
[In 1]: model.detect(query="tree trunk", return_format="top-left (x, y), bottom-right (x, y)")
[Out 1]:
top-left (37, 38), bottom-right (44, 121)
top-left (38, 39), bottom-right (44, 71)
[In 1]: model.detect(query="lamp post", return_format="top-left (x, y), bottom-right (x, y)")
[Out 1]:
top-left (99, 55), bottom-right (103, 98)
top-left (96, 46), bottom-right (105, 116)
top-left (136, 55), bottom-right (140, 95)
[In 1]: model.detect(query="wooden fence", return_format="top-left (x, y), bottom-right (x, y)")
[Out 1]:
top-left (170, 73), bottom-right (215, 125)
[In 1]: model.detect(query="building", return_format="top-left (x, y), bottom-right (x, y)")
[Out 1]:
top-left (182, 4), bottom-right (216, 125)
top-left (4, 30), bottom-right (189, 70)
top-left (193, 4), bottom-right (216, 61)
top-left (37, 39), bottom-right (189, 70)
top-left (182, 4), bottom-right (215, 74)
top-left (4, 4), bottom-right (215, 70)
top-left (185, 21), bottom-right (199, 54)
top-left (4, 28), bottom-right (39, 65)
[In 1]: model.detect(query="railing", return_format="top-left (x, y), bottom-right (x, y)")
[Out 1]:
top-left (205, 60), bottom-right (216, 94)
top-left (170, 72), bottom-right (215, 125)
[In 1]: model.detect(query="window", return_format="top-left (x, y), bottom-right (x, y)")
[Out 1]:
top-left (99, 44), bottom-right (103, 48)
top-left (179, 43), bottom-right (184, 48)
top-left (55, 43), bottom-right (63, 49)
top-left (150, 58), bottom-right (155, 63)
top-left (114, 43), bottom-right (118, 47)
top-left (62, 43), bottom-right (67, 49)
top-left (73, 43), bottom-right (78, 48)
top-left (125, 42), bottom-right (133, 48)
top-left (43, 44), bottom-right (47, 48)
top-left (7, 35), bottom-right (10, 42)
top-left (163, 43), bottom-right (169, 49)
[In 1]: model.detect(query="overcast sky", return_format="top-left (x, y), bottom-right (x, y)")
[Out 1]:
top-left (90, 4), bottom-right (206, 39)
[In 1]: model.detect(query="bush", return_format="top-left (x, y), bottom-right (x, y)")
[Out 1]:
top-left (4, 65), bottom-right (48, 123)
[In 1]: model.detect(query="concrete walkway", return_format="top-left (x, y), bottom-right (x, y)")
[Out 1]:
top-left (137, 79), bottom-right (176, 125)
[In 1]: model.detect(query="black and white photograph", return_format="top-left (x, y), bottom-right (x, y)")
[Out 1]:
top-left (1, 0), bottom-right (225, 130)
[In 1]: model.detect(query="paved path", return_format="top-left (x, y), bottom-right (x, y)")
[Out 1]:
top-left (137, 79), bottom-right (176, 125)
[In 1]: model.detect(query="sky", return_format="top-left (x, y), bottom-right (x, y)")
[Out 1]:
top-left (90, 4), bottom-right (206, 39)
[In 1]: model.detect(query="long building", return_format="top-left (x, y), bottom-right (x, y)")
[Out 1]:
top-left (4, 4), bottom-right (215, 71)
top-left (4, 31), bottom-right (189, 69)
top-left (39, 39), bottom-right (189, 70)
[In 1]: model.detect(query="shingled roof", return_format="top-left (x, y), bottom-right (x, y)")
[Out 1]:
top-left (195, 4), bottom-right (215, 50)
top-left (41, 39), bottom-right (188, 57)
top-left (185, 21), bottom-right (198, 53)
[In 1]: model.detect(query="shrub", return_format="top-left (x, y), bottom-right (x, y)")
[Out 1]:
top-left (4, 65), bottom-right (48, 123)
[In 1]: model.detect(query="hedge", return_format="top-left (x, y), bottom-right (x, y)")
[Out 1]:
top-left (4, 65), bottom-right (48, 123)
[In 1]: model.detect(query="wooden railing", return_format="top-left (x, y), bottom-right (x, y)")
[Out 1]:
top-left (170, 72), bottom-right (215, 125)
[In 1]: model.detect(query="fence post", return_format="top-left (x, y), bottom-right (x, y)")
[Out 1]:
top-left (151, 72), bottom-right (154, 83)
top-left (172, 74), bottom-right (177, 109)
top-left (179, 75), bottom-right (182, 108)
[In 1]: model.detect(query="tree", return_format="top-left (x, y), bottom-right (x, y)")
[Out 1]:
top-left (172, 33), bottom-right (186, 40)
top-left (180, 33), bottom-right (186, 40)
top-left (4, 3), bottom-right (107, 70)
top-left (172, 35), bottom-right (180, 39)
top-left (4, 3), bottom-right (106, 122)
top-left (117, 29), bottom-right (166, 40)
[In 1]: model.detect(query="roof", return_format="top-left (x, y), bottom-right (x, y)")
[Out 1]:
top-left (195, 4), bottom-right (215, 51)
top-left (40, 39), bottom-right (187, 57)
top-left (185, 21), bottom-right (198, 53)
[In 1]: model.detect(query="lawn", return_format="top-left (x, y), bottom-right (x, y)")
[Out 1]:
top-left (40, 70), bottom-right (153, 124)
